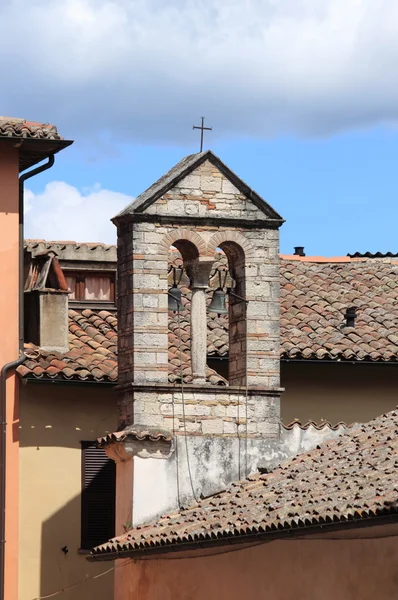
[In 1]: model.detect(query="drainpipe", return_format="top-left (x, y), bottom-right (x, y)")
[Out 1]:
top-left (0, 154), bottom-right (55, 600)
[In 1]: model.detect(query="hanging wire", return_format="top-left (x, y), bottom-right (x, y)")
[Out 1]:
top-left (244, 321), bottom-right (249, 478)
top-left (171, 364), bottom-right (181, 509)
top-left (177, 304), bottom-right (200, 504)
top-left (227, 286), bottom-right (250, 479)
top-left (32, 559), bottom-right (132, 600)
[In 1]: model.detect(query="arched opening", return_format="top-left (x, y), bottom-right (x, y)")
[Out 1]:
top-left (167, 241), bottom-right (227, 386)
top-left (217, 241), bottom-right (246, 387)
top-left (167, 243), bottom-right (193, 384)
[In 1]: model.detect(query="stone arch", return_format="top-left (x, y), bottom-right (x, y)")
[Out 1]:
top-left (207, 231), bottom-right (254, 260)
top-left (160, 229), bottom-right (206, 259)
top-left (208, 232), bottom-right (251, 387)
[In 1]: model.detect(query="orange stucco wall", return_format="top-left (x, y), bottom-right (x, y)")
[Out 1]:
top-left (19, 382), bottom-right (117, 600)
top-left (281, 362), bottom-right (398, 425)
top-left (0, 144), bottom-right (20, 600)
top-left (115, 524), bottom-right (398, 600)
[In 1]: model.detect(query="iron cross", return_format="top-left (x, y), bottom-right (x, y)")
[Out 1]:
top-left (193, 117), bottom-right (212, 152)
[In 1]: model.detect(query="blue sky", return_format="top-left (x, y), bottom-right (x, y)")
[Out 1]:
top-left (3, 0), bottom-right (396, 254)
top-left (25, 124), bottom-right (398, 255)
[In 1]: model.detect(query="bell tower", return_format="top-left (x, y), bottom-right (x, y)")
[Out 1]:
top-left (111, 151), bottom-right (284, 524)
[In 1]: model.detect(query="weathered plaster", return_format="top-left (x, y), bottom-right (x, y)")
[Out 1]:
top-left (115, 523), bottom-right (398, 600)
top-left (129, 422), bottom-right (347, 526)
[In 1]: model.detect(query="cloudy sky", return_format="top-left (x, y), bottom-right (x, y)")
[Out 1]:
top-left (3, 0), bottom-right (398, 253)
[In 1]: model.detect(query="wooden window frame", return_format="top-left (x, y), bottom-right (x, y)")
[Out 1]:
top-left (65, 271), bottom-right (116, 304)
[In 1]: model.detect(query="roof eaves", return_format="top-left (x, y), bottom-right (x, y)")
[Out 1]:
top-left (89, 510), bottom-right (398, 561)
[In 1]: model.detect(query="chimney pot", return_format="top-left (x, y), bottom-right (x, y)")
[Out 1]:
top-left (294, 246), bottom-right (305, 257)
top-left (344, 306), bottom-right (357, 328)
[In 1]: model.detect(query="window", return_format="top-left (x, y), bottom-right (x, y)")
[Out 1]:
top-left (65, 272), bottom-right (115, 303)
top-left (81, 442), bottom-right (116, 550)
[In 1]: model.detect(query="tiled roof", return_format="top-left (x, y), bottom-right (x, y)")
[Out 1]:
top-left (18, 255), bottom-right (398, 383)
top-left (18, 309), bottom-right (118, 382)
top-left (18, 308), bottom-right (226, 385)
top-left (0, 117), bottom-right (62, 140)
top-left (98, 426), bottom-right (173, 446)
top-left (90, 408), bottom-right (398, 558)
top-left (347, 251), bottom-right (398, 258)
top-left (0, 118), bottom-right (72, 171)
top-left (282, 419), bottom-right (349, 431)
top-left (281, 259), bottom-right (398, 361)
top-left (25, 239), bottom-right (117, 261)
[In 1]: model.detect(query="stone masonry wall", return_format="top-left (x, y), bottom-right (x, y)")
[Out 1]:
top-left (117, 158), bottom-right (281, 427)
top-left (117, 224), bottom-right (280, 387)
top-left (121, 388), bottom-right (280, 438)
top-left (145, 160), bottom-right (269, 221)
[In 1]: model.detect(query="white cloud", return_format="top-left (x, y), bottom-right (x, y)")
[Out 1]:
top-left (2, 0), bottom-right (398, 142)
top-left (25, 182), bottom-right (132, 244)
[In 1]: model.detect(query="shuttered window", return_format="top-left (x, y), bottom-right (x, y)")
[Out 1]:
top-left (81, 442), bottom-right (116, 550)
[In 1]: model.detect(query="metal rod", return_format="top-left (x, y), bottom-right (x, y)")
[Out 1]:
top-left (228, 290), bottom-right (248, 304)
top-left (192, 117), bottom-right (212, 152)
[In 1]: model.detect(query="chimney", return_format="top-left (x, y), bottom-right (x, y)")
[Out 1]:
top-left (24, 251), bottom-right (69, 352)
top-left (344, 306), bottom-right (357, 328)
top-left (294, 246), bottom-right (305, 256)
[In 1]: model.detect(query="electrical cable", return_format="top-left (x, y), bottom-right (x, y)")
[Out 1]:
top-left (244, 335), bottom-right (249, 478)
top-left (170, 305), bottom-right (181, 508)
top-left (177, 304), bottom-right (199, 504)
top-left (32, 528), bottom-right (398, 598)
top-left (32, 559), bottom-right (132, 600)
top-left (135, 530), bottom-right (398, 561)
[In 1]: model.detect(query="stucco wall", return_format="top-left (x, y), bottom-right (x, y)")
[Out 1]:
top-left (115, 524), bottom-right (398, 600)
top-left (129, 422), bottom-right (345, 527)
top-left (19, 382), bottom-right (117, 600)
top-left (281, 362), bottom-right (398, 425)
top-left (0, 144), bottom-right (21, 600)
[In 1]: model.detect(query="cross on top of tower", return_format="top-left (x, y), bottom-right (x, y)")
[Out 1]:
top-left (193, 117), bottom-right (212, 152)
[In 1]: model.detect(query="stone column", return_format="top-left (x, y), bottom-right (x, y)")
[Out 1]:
top-left (187, 258), bottom-right (214, 385)
top-left (190, 287), bottom-right (207, 383)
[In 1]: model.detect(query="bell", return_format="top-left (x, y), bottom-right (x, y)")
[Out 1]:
top-left (168, 285), bottom-right (182, 312)
top-left (208, 288), bottom-right (228, 315)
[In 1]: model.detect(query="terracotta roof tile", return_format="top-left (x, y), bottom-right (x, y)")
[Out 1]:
top-left (91, 408), bottom-right (398, 558)
top-left (18, 256), bottom-right (398, 384)
top-left (0, 118), bottom-right (62, 140)
top-left (19, 309), bottom-right (118, 383)
top-left (98, 425), bottom-right (173, 446)
top-left (281, 259), bottom-right (398, 361)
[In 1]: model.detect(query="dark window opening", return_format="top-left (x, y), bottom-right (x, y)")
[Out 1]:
top-left (81, 441), bottom-right (116, 550)
top-left (207, 357), bottom-right (229, 380)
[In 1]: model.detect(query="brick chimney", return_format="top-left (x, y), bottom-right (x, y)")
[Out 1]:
top-left (24, 251), bottom-right (69, 352)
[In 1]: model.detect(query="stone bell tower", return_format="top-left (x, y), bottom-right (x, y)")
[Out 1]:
top-left (111, 151), bottom-right (284, 525)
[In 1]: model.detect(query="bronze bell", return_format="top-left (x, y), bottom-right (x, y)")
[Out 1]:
top-left (208, 288), bottom-right (228, 315)
top-left (168, 285), bottom-right (182, 312)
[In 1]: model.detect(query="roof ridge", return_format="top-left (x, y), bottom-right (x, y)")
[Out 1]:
top-left (282, 419), bottom-right (350, 431)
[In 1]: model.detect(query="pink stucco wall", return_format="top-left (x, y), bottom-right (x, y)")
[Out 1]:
top-left (0, 144), bottom-right (20, 600)
top-left (114, 524), bottom-right (398, 600)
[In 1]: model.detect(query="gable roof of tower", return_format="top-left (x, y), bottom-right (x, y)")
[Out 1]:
top-left (113, 150), bottom-right (284, 224)
top-left (90, 407), bottom-right (398, 559)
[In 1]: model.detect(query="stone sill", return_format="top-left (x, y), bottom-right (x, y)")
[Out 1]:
top-left (117, 382), bottom-right (284, 397)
